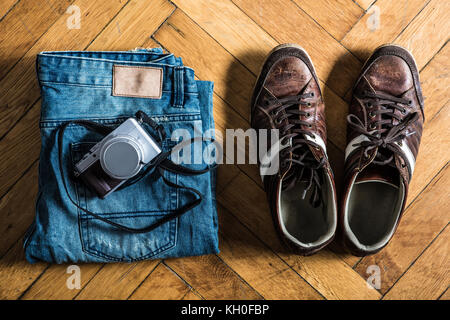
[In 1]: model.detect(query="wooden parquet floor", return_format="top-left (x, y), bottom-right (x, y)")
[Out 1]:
top-left (0, 0), bottom-right (448, 300)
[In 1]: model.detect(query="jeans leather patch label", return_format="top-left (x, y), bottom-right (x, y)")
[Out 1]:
top-left (113, 65), bottom-right (163, 99)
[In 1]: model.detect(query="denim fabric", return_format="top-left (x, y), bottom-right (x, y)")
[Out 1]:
top-left (24, 48), bottom-right (219, 263)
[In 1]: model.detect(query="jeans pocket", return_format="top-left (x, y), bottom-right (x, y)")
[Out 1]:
top-left (70, 142), bottom-right (178, 262)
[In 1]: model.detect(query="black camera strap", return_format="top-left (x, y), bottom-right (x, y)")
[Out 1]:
top-left (57, 111), bottom-right (218, 234)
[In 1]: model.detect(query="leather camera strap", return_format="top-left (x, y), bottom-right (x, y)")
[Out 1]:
top-left (57, 111), bottom-right (217, 234)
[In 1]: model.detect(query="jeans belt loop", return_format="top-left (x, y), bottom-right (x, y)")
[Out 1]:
top-left (173, 66), bottom-right (184, 108)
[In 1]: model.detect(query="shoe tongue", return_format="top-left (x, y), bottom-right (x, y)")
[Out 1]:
top-left (355, 163), bottom-right (399, 185)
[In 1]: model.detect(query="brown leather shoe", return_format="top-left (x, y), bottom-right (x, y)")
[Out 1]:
top-left (341, 44), bottom-right (424, 256)
top-left (251, 44), bottom-right (337, 255)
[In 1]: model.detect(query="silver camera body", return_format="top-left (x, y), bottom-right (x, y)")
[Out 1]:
top-left (74, 118), bottom-right (162, 198)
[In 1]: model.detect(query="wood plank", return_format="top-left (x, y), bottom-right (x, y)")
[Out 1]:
top-left (383, 225), bottom-right (449, 300)
top-left (0, 102), bottom-right (40, 198)
top-left (0, 161), bottom-right (38, 256)
top-left (355, 163), bottom-right (450, 294)
top-left (154, 9), bottom-right (253, 122)
top-left (394, 0), bottom-right (450, 70)
top-left (0, 241), bottom-right (47, 299)
top-left (292, 0), bottom-right (363, 40)
top-left (355, 0), bottom-right (376, 11)
top-left (282, 249), bottom-right (380, 300)
top-left (0, 0), bottom-right (18, 20)
top-left (212, 96), bottom-right (264, 188)
top-left (407, 104), bottom-right (449, 206)
top-left (328, 242), bottom-right (361, 268)
top-left (219, 158), bottom-right (253, 192)
top-left (1, 0), bottom-right (447, 301)
top-left (138, 34), bottom-right (161, 48)
top-left (420, 43), bottom-right (449, 122)
top-left (152, 14), bottom-right (266, 187)
top-left (168, 2), bottom-right (349, 151)
top-left (139, 39), bottom-right (258, 189)
top-left (88, 0), bottom-right (174, 51)
top-left (181, 290), bottom-right (203, 300)
top-left (217, 171), bottom-right (381, 299)
top-left (342, 0), bottom-right (430, 61)
top-left (0, 13), bottom-right (258, 301)
top-left (439, 287), bottom-right (450, 300)
top-left (20, 264), bottom-right (102, 300)
top-left (217, 175), bottom-right (279, 243)
top-left (0, 0), bottom-right (73, 80)
top-left (232, 0), bottom-right (362, 97)
top-left (0, 0), bottom-right (175, 200)
top-left (0, 0), bottom-right (177, 299)
top-left (164, 255), bottom-right (263, 299)
top-left (0, 0), bottom-right (127, 139)
top-left (216, 162), bottom-right (241, 194)
top-left (217, 204), bottom-right (322, 299)
top-left (212, 94), bottom-right (250, 146)
top-left (171, 0), bottom-right (278, 75)
top-left (322, 86), bottom-right (348, 150)
top-left (75, 261), bottom-right (159, 299)
top-left (212, 99), bottom-right (256, 189)
top-left (129, 263), bottom-right (198, 300)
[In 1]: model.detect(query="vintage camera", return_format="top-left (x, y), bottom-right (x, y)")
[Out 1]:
top-left (74, 118), bottom-right (162, 198)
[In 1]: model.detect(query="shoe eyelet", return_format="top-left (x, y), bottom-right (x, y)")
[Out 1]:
top-left (369, 111), bottom-right (376, 118)
top-left (398, 141), bottom-right (403, 147)
top-left (306, 112), bottom-right (311, 117)
top-left (408, 100), bottom-right (412, 106)
top-left (307, 124), bottom-right (312, 128)
top-left (366, 102), bottom-right (372, 107)
top-left (369, 123), bottom-right (376, 130)
top-left (401, 108), bottom-right (407, 115)
top-left (310, 92), bottom-right (315, 97)
top-left (307, 102), bottom-right (311, 106)
top-left (281, 137), bottom-right (289, 146)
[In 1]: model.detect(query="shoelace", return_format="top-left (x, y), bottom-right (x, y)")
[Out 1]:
top-left (347, 90), bottom-right (419, 165)
top-left (266, 92), bottom-right (325, 207)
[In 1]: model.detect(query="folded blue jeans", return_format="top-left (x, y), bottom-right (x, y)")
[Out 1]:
top-left (24, 48), bottom-right (219, 263)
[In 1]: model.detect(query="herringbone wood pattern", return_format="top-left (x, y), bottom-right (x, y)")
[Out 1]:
top-left (0, 0), bottom-right (448, 300)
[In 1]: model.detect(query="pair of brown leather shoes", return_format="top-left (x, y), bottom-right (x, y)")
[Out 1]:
top-left (251, 44), bottom-right (424, 256)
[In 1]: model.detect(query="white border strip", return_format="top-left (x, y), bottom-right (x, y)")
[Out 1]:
top-left (305, 132), bottom-right (327, 154)
top-left (345, 134), bottom-right (370, 161)
top-left (345, 135), bottom-right (416, 175)
top-left (395, 140), bottom-right (416, 174)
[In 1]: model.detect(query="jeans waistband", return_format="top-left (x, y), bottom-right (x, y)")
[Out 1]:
top-left (37, 50), bottom-right (198, 107)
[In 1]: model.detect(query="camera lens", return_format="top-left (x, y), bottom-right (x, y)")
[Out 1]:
top-left (100, 136), bottom-right (143, 180)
